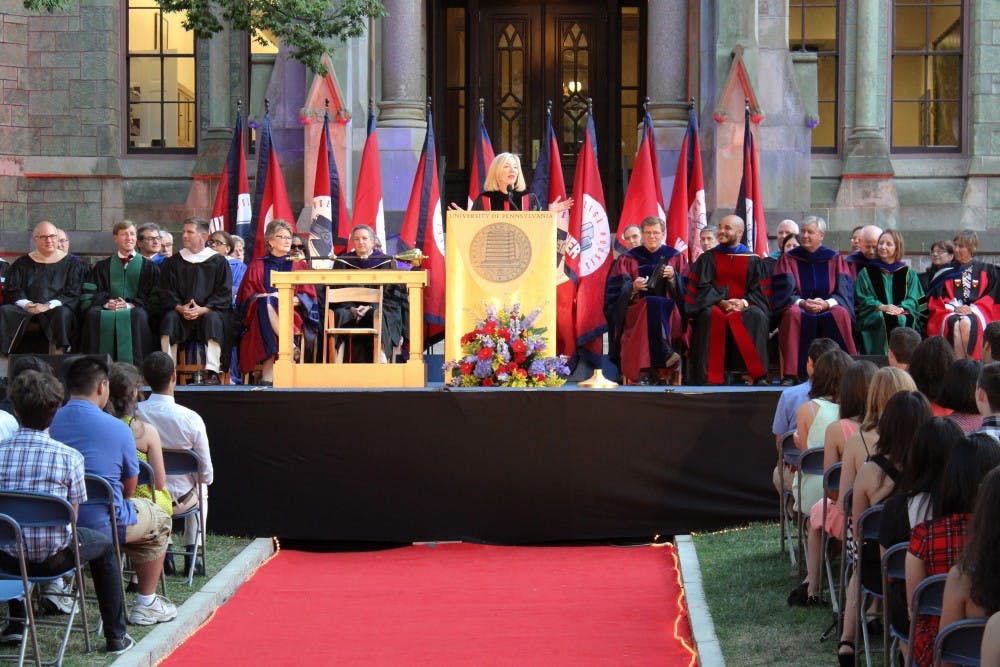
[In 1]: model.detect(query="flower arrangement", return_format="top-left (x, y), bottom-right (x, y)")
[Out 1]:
top-left (445, 303), bottom-right (570, 388)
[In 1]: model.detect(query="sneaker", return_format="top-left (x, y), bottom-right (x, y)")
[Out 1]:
top-left (0, 622), bottom-right (23, 644)
top-left (41, 577), bottom-right (75, 614)
top-left (128, 595), bottom-right (178, 626)
top-left (107, 633), bottom-right (136, 655)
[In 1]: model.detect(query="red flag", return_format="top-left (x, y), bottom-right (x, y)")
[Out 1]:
top-left (616, 110), bottom-right (665, 251)
top-left (353, 103), bottom-right (385, 247)
top-left (209, 109), bottom-right (251, 237)
top-left (467, 103), bottom-right (496, 209)
top-left (565, 110), bottom-right (614, 365)
top-left (308, 111), bottom-right (350, 261)
top-left (735, 104), bottom-right (767, 257)
top-left (532, 105), bottom-right (574, 357)
top-left (249, 113), bottom-right (294, 258)
top-left (399, 107), bottom-right (445, 339)
top-left (665, 106), bottom-right (706, 263)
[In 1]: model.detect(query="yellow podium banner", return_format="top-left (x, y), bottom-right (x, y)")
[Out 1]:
top-left (445, 211), bottom-right (557, 364)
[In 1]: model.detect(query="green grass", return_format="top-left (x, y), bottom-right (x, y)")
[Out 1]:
top-left (693, 522), bottom-right (849, 667)
top-left (2, 533), bottom-right (256, 667)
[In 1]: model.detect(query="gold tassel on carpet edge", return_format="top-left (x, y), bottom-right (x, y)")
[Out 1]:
top-left (577, 369), bottom-right (618, 388)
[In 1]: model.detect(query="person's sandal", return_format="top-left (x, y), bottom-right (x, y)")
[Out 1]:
top-left (838, 640), bottom-right (855, 667)
top-left (786, 582), bottom-right (821, 607)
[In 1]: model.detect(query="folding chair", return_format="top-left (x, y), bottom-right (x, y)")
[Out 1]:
top-left (881, 542), bottom-right (909, 666)
top-left (934, 617), bottom-right (987, 667)
top-left (161, 449), bottom-right (207, 586)
top-left (855, 503), bottom-right (884, 667)
top-left (0, 513), bottom-right (38, 667)
top-left (821, 461), bottom-right (843, 614)
top-left (82, 474), bottom-right (126, 611)
top-left (903, 573), bottom-right (947, 667)
top-left (795, 446), bottom-right (824, 582)
top-left (777, 430), bottom-right (799, 566)
top-left (323, 287), bottom-right (384, 363)
top-left (133, 459), bottom-right (168, 595)
top-left (0, 491), bottom-right (93, 664)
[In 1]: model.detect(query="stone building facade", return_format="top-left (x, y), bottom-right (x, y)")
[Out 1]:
top-left (1, 0), bottom-right (999, 263)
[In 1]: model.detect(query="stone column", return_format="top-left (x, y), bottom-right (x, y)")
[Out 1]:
top-left (646, 0), bottom-right (690, 128)
top-left (378, 0), bottom-right (427, 128)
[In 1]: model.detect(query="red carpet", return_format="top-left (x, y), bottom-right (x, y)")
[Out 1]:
top-left (162, 543), bottom-right (696, 666)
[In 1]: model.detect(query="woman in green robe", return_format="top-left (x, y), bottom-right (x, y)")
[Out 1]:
top-left (855, 229), bottom-right (924, 355)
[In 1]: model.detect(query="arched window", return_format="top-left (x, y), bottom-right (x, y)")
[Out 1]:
top-left (789, 0), bottom-right (840, 152)
top-left (891, 0), bottom-right (963, 150)
top-left (126, 0), bottom-right (196, 152)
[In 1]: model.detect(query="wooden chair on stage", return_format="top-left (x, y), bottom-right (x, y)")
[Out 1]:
top-left (175, 343), bottom-right (229, 386)
top-left (323, 287), bottom-right (384, 363)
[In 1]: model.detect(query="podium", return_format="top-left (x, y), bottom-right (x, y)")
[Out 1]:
top-left (270, 269), bottom-right (428, 388)
top-left (445, 211), bottom-right (557, 364)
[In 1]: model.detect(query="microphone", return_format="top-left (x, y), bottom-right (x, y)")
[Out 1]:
top-left (506, 184), bottom-right (516, 209)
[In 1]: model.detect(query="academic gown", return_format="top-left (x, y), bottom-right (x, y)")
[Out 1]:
top-left (603, 244), bottom-right (687, 382)
top-left (854, 260), bottom-right (923, 355)
top-left (237, 254), bottom-right (316, 374)
top-left (158, 249), bottom-right (233, 365)
top-left (0, 254), bottom-right (85, 353)
top-left (685, 243), bottom-right (770, 385)
top-left (926, 260), bottom-right (997, 359)
top-left (331, 251), bottom-right (408, 362)
top-left (472, 190), bottom-right (541, 212)
top-left (843, 250), bottom-right (869, 279)
top-left (771, 245), bottom-right (857, 376)
top-left (80, 255), bottom-right (160, 364)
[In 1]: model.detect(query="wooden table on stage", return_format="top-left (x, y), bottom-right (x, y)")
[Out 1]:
top-left (270, 269), bottom-right (429, 388)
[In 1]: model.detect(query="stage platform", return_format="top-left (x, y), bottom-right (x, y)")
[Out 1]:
top-left (177, 383), bottom-right (782, 544)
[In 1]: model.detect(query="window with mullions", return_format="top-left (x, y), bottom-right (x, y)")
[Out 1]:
top-left (126, 0), bottom-right (196, 152)
top-left (789, 0), bottom-right (839, 152)
top-left (891, 0), bottom-right (962, 150)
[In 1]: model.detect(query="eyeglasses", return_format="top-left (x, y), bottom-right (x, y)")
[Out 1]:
top-left (930, 248), bottom-right (951, 256)
top-left (138, 236), bottom-right (157, 242)
top-left (207, 240), bottom-right (230, 247)
top-left (34, 234), bottom-right (58, 241)
top-left (272, 235), bottom-right (293, 241)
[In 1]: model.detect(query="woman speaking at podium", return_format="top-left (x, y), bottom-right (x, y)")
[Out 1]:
top-left (451, 153), bottom-right (574, 213)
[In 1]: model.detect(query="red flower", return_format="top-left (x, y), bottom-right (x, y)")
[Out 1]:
top-left (512, 367), bottom-right (527, 378)
top-left (482, 377), bottom-right (494, 387)
top-left (534, 373), bottom-right (545, 382)
top-left (498, 328), bottom-right (511, 341)
top-left (483, 320), bottom-right (497, 335)
top-left (461, 333), bottom-right (473, 345)
top-left (460, 362), bottom-right (473, 375)
top-left (477, 347), bottom-right (493, 360)
top-left (514, 353), bottom-right (527, 365)
top-left (511, 339), bottom-right (527, 354)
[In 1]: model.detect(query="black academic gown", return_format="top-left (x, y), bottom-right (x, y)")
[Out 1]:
top-left (0, 254), bottom-right (85, 353)
top-left (331, 252), bottom-right (408, 362)
top-left (158, 250), bottom-right (233, 366)
top-left (80, 255), bottom-right (160, 364)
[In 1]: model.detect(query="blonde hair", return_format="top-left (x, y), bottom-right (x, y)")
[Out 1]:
top-left (861, 366), bottom-right (917, 431)
top-left (483, 153), bottom-right (527, 192)
top-left (879, 229), bottom-right (905, 263)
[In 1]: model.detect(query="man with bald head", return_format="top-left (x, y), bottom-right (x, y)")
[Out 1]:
top-left (769, 219), bottom-right (799, 260)
top-left (771, 215), bottom-right (856, 382)
top-left (844, 224), bottom-right (882, 277)
top-left (685, 215), bottom-right (770, 385)
top-left (0, 221), bottom-right (86, 376)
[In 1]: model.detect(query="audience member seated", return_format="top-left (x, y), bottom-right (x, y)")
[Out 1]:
top-left (771, 215), bottom-right (856, 384)
top-left (768, 219), bottom-right (800, 261)
top-left (787, 358), bottom-right (875, 607)
top-left (604, 216), bottom-right (687, 385)
top-left (975, 362), bottom-right (1000, 441)
top-left (939, 359), bottom-right (984, 432)
top-left (839, 391), bottom-right (932, 665)
top-left (237, 220), bottom-right (317, 385)
top-left (158, 230), bottom-right (174, 260)
top-left (905, 433), bottom-right (1000, 667)
top-left (843, 224), bottom-right (882, 279)
top-left (136, 223), bottom-right (162, 263)
top-left (698, 227), bottom-right (718, 252)
top-left (230, 235), bottom-right (246, 263)
top-left (918, 240), bottom-right (954, 294)
top-left (0, 370), bottom-right (135, 654)
top-left (49, 356), bottom-right (176, 626)
top-left (620, 225), bottom-right (641, 252)
top-left (136, 352), bottom-right (214, 577)
top-left (849, 226), bottom-right (863, 254)
top-left (771, 337), bottom-right (839, 495)
top-left (926, 229), bottom-right (997, 360)
top-left (0, 221), bottom-right (86, 377)
top-left (854, 229), bottom-right (923, 355)
top-left (878, 417), bottom-right (962, 642)
top-left (939, 467), bottom-right (1000, 644)
top-left (0, 355), bottom-right (54, 415)
top-left (888, 327), bottom-right (921, 371)
top-left (908, 335), bottom-right (956, 416)
top-left (982, 612), bottom-right (1000, 666)
top-left (158, 217), bottom-right (232, 385)
top-left (80, 221), bottom-right (160, 366)
top-left (107, 362), bottom-right (172, 517)
top-left (685, 215), bottom-right (770, 385)
top-left (763, 232), bottom-right (800, 278)
top-left (982, 321), bottom-right (1000, 364)
top-left (208, 230), bottom-right (246, 305)
top-left (331, 224), bottom-right (408, 364)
